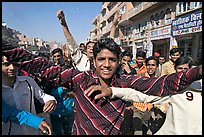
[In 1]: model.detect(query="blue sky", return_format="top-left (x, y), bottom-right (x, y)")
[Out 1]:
top-left (2, 2), bottom-right (102, 44)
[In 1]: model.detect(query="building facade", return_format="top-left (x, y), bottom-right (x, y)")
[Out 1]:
top-left (2, 22), bottom-right (64, 54)
top-left (90, 2), bottom-right (202, 62)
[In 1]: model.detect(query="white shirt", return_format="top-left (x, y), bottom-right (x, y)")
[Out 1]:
top-left (156, 64), bottom-right (162, 77)
top-left (75, 53), bottom-right (90, 71)
top-left (2, 76), bottom-right (56, 135)
top-left (111, 79), bottom-right (202, 135)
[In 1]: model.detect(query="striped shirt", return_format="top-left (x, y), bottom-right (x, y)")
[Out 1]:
top-left (3, 48), bottom-right (202, 135)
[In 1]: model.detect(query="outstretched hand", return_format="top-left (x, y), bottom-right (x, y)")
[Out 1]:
top-left (199, 65), bottom-right (202, 76)
top-left (43, 100), bottom-right (57, 112)
top-left (84, 85), bottom-right (112, 100)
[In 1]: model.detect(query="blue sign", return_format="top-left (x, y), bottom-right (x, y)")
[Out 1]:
top-left (172, 10), bottom-right (202, 36)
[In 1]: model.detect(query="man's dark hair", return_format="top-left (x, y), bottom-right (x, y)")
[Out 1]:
top-left (2, 39), bottom-right (19, 50)
top-left (120, 50), bottom-right (133, 59)
top-left (85, 41), bottom-right (95, 50)
top-left (174, 56), bottom-right (194, 69)
top-left (159, 55), bottom-right (165, 58)
top-left (52, 48), bottom-right (63, 56)
top-left (136, 51), bottom-right (146, 59)
top-left (169, 48), bottom-right (181, 55)
top-left (93, 37), bottom-right (121, 59)
top-left (145, 56), bottom-right (159, 67)
top-left (38, 52), bottom-right (50, 60)
top-left (80, 43), bottom-right (85, 46)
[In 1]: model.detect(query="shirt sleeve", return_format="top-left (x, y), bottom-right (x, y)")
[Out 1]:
top-left (26, 77), bottom-right (57, 104)
top-left (2, 100), bottom-right (44, 129)
top-left (121, 66), bottom-right (202, 96)
top-left (110, 87), bottom-right (170, 104)
top-left (161, 63), bottom-right (167, 76)
top-left (2, 48), bottom-right (81, 89)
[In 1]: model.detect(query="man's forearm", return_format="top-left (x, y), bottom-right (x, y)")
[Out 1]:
top-left (109, 24), bottom-right (117, 39)
top-left (56, 10), bottom-right (77, 50)
top-left (128, 66), bottom-right (202, 96)
top-left (61, 25), bottom-right (77, 49)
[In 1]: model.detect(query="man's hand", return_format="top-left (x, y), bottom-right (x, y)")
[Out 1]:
top-left (38, 120), bottom-right (52, 135)
top-left (113, 9), bottom-right (122, 25)
top-left (121, 62), bottom-right (131, 74)
top-left (64, 91), bottom-right (75, 99)
top-left (43, 100), bottom-right (57, 112)
top-left (84, 85), bottom-right (112, 100)
top-left (56, 10), bottom-right (66, 26)
top-left (199, 65), bottom-right (202, 76)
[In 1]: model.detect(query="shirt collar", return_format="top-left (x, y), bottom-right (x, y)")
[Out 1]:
top-left (2, 76), bottom-right (28, 89)
top-left (86, 70), bottom-right (99, 87)
top-left (169, 59), bottom-right (174, 65)
top-left (87, 70), bottom-right (121, 87)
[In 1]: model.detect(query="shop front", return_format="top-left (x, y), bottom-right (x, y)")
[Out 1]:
top-left (150, 25), bottom-right (171, 60)
top-left (132, 32), bottom-right (147, 59)
top-left (171, 10), bottom-right (202, 63)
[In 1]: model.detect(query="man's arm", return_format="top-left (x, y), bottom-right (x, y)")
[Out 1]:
top-left (2, 48), bottom-right (81, 88)
top-left (85, 66), bottom-right (202, 97)
top-left (85, 86), bottom-right (170, 104)
top-left (27, 77), bottom-right (57, 113)
top-left (2, 101), bottom-right (51, 135)
top-left (109, 9), bottom-right (121, 39)
top-left (56, 10), bottom-right (78, 50)
top-left (127, 67), bottom-right (202, 96)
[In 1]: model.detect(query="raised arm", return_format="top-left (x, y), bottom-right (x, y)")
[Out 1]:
top-left (56, 10), bottom-right (78, 51)
top-left (109, 9), bottom-right (122, 39)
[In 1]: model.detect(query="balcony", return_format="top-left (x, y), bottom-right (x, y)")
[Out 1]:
top-left (102, 23), bottom-right (112, 35)
top-left (119, 11), bottom-right (132, 26)
top-left (102, 2), bottom-right (110, 9)
top-left (105, 4), bottom-right (118, 21)
top-left (128, 2), bottom-right (158, 19)
top-left (91, 26), bottom-right (97, 33)
top-left (107, 2), bottom-right (118, 12)
top-left (92, 16), bottom-right (98, 25)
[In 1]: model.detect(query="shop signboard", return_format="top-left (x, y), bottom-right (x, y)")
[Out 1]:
top-left (172, 10), bottom-right (202, 36)
top-left (150, 26), bottom-right (171, 40)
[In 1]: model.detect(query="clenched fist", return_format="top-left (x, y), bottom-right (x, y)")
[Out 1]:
top-left (56, 10), bottom-right (66, 26)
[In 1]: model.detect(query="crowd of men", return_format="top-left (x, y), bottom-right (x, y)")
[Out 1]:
top-left (2, 9), bottom-right (202, 135)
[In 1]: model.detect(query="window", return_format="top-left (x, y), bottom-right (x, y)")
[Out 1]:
top-left (177, 2), bottom-right (201, 14)
top-left (132, 2), bottom-right (142, 7)
top-left (182, 2), bottom-right (191, 11)
top-left (135, 23), bottom-right (140, 33)
top-left (160, 11), bottom-right (165, 19)
top-left (192, 2), bottom-right (202, 9)
top-left (165, 8), bottom-right (171, 25)
top-left (129, 25), bottom-right (133, 32)
top-left (141, 22), bottom-right (147, 31)
top-left (154, 13), bottom-right (159, 27)
top-left (127, 25), bottom-right (133, 37)
top-left (150, 15), bottom-right (155, 28)
top-left (160, 11), bottom-right (165, 25)
top-left (120, 6), bottom-right (126, 15)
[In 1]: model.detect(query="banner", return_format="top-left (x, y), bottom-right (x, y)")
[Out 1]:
top-left (172, 10), bottom-right (202, 36)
